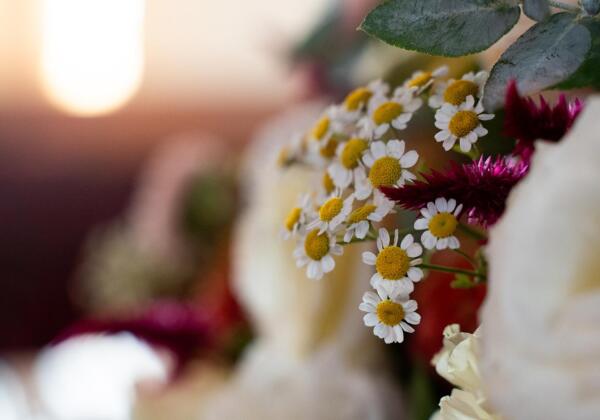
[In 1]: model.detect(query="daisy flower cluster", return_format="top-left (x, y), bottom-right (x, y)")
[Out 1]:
top-left (279, 67), bottom-right (581, 345)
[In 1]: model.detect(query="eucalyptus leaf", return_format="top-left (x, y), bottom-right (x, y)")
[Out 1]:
top-left (360, 0), bottom-right (521, 57)
top-left (523, 0), bottom-right (550, 21)
top-left (483, 13), bottom-right (591, 110)
top-left (556, 17), bottom-right (600, 89)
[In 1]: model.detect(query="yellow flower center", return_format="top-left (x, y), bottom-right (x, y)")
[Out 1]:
top-left (428, 212), bottom-right (458, 238)
top-left (340, 138), bottom-right (368, 169)
top-left (373, 102), bottom-right (404, 125)
top-left (407, 71), bottom-right (432, 88)
top-left (319, 197), bottom-right (343, 221)
top-left (376, 300), bottom-right (405, 326)
top-left (322, 172), bottom-right (335, 194)
top-left (443, 80), bottom-right (479, 106)
top-left (448, 110), bottom-right (479, 138)
top-left (304, 230), bottom-right (330, 260)
top-left (277, 147), bottom-right (289, 167)
top-left (311, 116), bottom-right (330, 140)
top-left (375, 246), bottom-right (410, 280)
top-left (348, 204), bottom-right (377, 224)
top-left (319, 138), bottom-right (338, 159)
top-left (285, 207), bottom-right (301, 231)
top-left (344, 87), bottom-right (372, 111)
top-left (369, 157), bottom-right (401, 188)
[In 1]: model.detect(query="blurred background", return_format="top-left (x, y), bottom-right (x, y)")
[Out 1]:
top-left (0, 0), bottom-right (512, 419)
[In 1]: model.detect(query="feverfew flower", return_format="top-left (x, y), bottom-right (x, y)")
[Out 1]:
top-left (355, 140), bottom-right (419, 200)
top-left (308, 107), bottom-right (340, 144)
top-left (434, 96), bottom-right (494, 152)
top-left (333, 79), bottom-right (390, 122)
top-left (414, 198), bottom-right (462, 250)
top-left (307, 190), bottom-right (353, 234)
top-left (328, 137), bottom-right (370, 189)
top-left (362, 228), bottom-right (423, 295)
top-left (428, 71), bottom-right (488, 109)
top-left (403, 66), bottom-right (448, 93)
top-left (344, 192), bottom-right (394, 242)
top-left (293, 230), bottom-right (343, 280)
top-left (359, 90), bottom-right (422, 139)
top-left (281, 194), bottom-right (312, 240)
top-left (359, 286), bottom-right (421, 344)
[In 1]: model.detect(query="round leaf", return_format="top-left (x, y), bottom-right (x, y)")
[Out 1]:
top-left (523, 0), bottom-right (550, 21)
top-left (483, 13), bottom-right (591, 111)
top-left (360, 0), bottom-right (521, 57)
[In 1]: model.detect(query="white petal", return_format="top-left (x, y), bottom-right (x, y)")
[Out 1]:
top-left (363, 313), bottom-right (378, 327)
top-left (436, 237), bottom-right (449, 250)
top-left (475, 125), bottom-right (488, 137)
top-left (478, 113), bottom-right (494, 121)
top-left (362, 251), bottom-right (377, 265)
top-left (406, 243), bottom-right (423, 258)
top-left (443, 137), bottom-right (456, 151)
top-left (393, 325), bottom-right (405, 342)
top-left (421, 231), bottom-right (437, 250)
top-left (363, 291), bottom-right (380, 306)
top-left (379, 228), bottom-right (390, 247)
top-left (400, 322), bottom-right (414, 334)
top-left (321, 255), bottom-right (335, 273)
top-left (435, 197), bottom-right (447, 212)
top-left (362, 153), bottom-right (375, 168)
top-left (407, 267), bottom-right (423, 282)
top-left (414, 218), bottom-right (428, 230)
top-left (307, 261), bottom-right (322, 279)
top-left (400, 150), bottom-right (419, 168)
top-left (435, 130), bottom-right (451, 142)
top-left (427, 202), bottom-right (438, 215)
top-left (400, 234), bottom-right (413, 249)
top-left (447, 198), bottom-right (457, 212)
top-left (356, 221), bottom-right (370, 239)
top-left (359, 302), bottom-right (375, 313)
top-left (448, 236), bottom-right (461, 249)
top-left (405, 312), bottom-right (421, 325)
top-left (386, 139), bottom-right (405, 157)
top-left (371, 141), bottom-right (386, 159)
top-left (459, 137), bottom-right (472, 152)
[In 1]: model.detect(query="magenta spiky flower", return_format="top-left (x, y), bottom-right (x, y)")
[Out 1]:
top-left (503, 80), bottom-right (583, 159)
top-left (381, 156), bottom-right (529, 226)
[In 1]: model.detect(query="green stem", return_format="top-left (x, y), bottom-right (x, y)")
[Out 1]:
top-left (418, 263), bottom-right (487, 279)
top-left (453, 249), bottom-right (476, 266)
top-left (548, 1), bottom-right (580, 12)
top-left (458, 223), bottom-right (487, 241)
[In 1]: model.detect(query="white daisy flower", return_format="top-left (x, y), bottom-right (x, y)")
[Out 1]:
top-left (434, 95), bottom-right (494, 152)
top-left (344, 192), bottom-right (395, 243)
top-left (355, 140), bottom-right (419, 200)
top-left (359, 90), bottom-right (422, 139)
top-left (327, 137), bottom-right (370, 189)
top-left (307, 190), bottom-right (353, 234)
top-left (402, 66), bottom-right (448, 93)
top-left (428, 71), bottom-right (488, 109)
top-left (293, 229), bottom-right (343, 280)
top-left (281, 194), bottom-right (313, 240)
top-left (414, 197), bottom-right (463, 250)
top-left (359, 286), bottom-right (421, 344)
top-left (332, 79), bottom-right (390, 123)
top-left (362, 228), bottom-right (423, 295)
top-left (308, 106), bottom-right (342, 144)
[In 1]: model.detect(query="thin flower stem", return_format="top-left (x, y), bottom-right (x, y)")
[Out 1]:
top-left (458, 223), bottom-right (487, 241)
top-left (547, 0), bottom-right (580, 12)
top-left (453, 249), bottom-right (476, 266)
top-left (418, 263), bottom-right (487, 279)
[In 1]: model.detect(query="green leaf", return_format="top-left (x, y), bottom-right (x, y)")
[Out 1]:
top-left (483, 12), bottom-right (591, 110)
top-left (555, 17), bottom-right (600, 89)
top-left (523, 0), bottom-right (550, 21)
top-left (582, 0), bottom-right (600, 16)
top-left (451, 274), bottom-right (475, 289)
top-left (360, 0), bottom-right (521, 57)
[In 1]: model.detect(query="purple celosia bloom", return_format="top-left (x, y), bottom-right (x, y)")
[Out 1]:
top-left (503, 80), bottom-right (583, 159)
top-left (381, 156), bottom-right (529, 226)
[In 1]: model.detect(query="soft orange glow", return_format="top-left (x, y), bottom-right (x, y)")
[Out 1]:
top-left (40, 0), bottom-right (145, 116)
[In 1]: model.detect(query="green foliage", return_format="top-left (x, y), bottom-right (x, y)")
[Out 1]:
top-left (523, 0), bottom-right (550, 21)
top-left (483, 12), bottom-right (591, 110)
top-left (451, 273), bottom-right (477, 288)
top-left (555, 16), bottom-right (600, 89)
top-left (360, 0), bottom-right (520, 57)
top-left (582, 0), bottom-right (600, 16)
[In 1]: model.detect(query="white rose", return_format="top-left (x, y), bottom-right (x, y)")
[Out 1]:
top-left (481, 97), bottom-right (600, 419)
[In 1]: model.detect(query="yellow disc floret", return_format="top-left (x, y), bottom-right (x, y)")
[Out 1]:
top-left (340, 138), bottom-right (368, 169)
top-left (375, 246), bottom-right (410, 280)
top-left (448, 110), bottom-right (479, 138)
top-left (428, 212), bottom-right (458, 238)
top-left (319, 197), bottom-right (343, 221)
top-left (311, 116), bottom-right (330, 141)
top-left (344, 87), bottom-right (373, 111)
top-left (373, 102), bottom-right (404, 125)
top-left (285, 207), bottom-right (301, 231)
top-left (348, 204), bottom-right (377, 224)
top-left (319, 138), bottom-right (338, 159)
top-left (304, 230), bottom-right (330, 260)
top-left (443, 80), bottom-right (479, 106)
top-left (376, 300), bottom-right (405, 326)
top-left (369, 157), bottom-right (402, 187)
top-left (322, 172), bottom-right (335, 193)
top-left (407, 71), bottom-right (432, 88)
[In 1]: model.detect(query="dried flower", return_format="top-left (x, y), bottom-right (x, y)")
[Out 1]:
top-left (381, 156), bottom-right (528, 226)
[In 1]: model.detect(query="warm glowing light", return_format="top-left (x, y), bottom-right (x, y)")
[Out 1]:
top-left (40, 0), bottom-right (145, 116)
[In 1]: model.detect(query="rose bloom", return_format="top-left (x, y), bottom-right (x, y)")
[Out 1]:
top-left (481, 97), bottom-right (600, 419)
